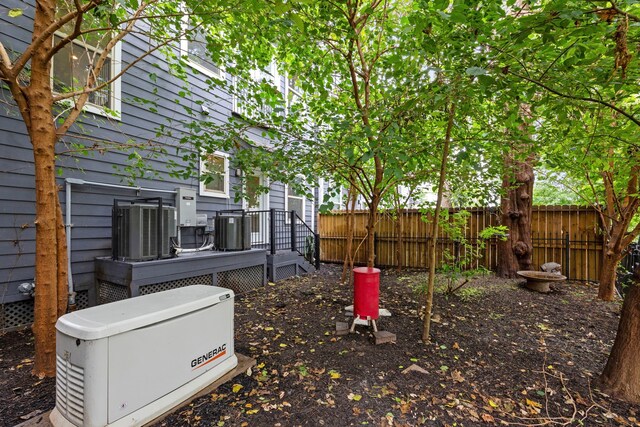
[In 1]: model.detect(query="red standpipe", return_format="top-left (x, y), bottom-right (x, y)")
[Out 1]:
top-left (352, 267), bottom-right (380, 319)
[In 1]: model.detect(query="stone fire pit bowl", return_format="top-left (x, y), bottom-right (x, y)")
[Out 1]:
top-left (517, 270), bottom-right (567, 293)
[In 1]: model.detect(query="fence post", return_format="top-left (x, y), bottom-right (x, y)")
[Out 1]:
top-left (565, 233), bottom-right (570, 280)
top-left (290, 210), bottom-right (297, 253)
top-left (156, 198), bottom-right (163, 260)
top-left (374, 232), bottom-right (378, 266)
top-left (314, 233), bottom-right (321, 270)
top-left (270, 208), bottom-right (276, 255)
top-left (111, 201), bottom-right (118, 260)
top-left (241, 209), bottom-right (247, 250)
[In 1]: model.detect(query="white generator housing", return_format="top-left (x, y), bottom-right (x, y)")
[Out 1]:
top-left (50, 285), bottom-right (237, 427)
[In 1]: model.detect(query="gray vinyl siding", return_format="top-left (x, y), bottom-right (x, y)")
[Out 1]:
top-left (0, 2), bottom-right (313, 304)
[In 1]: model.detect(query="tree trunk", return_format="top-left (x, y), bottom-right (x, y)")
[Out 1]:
top-left (598, 266), bottom-right (640, 404)
top-left (594, 155), bottom-right (640, 300)
top-left (395, 208), bottom-right (404, 272)
top-left (497, 155), bottom-right (534, 278)
top-left (365, 156), bottom-right (383, 269)
top-left (28, 0), bottom-right (67, 377)
top-left (31, 123), bottom-right (64, 377)
top-left (342, 183), bottom-right (357, 283)
top-left (366, 195), bottom-right (380, 268)
top-left (598, 252), bottom-right (618, 301)
top-left (422, 102), bottom-right (455, 342)
top-left (597, 214), bottom-right (633, 301)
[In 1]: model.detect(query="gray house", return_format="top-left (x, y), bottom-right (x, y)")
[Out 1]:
top-left (0, 4), bottom-right (318, 331)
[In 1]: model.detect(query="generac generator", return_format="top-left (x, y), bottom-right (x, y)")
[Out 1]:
top-left (50, 285), bottom-right (237, 427)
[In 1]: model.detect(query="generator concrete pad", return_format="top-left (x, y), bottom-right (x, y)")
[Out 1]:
top-left (13, 353), bottom-right (256, 427)
top-left (145, 353), bottom-right (256, 426)
top-left (372, 331), bottom-right (396, 345)
top-left (13, 412), bottom-right (52, 427)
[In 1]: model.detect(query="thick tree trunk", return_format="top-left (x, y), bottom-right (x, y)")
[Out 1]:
top-left (598, 253), bottom-right (619, 301)
top-left (497, 156), bottom-right (534, 278)
top-left (595, 157), bottom-right (639, 300)
top-left (28, 0), bottom-right (67, 377)
top-left (31, 124), bottom-right (64, 377)
top-left (597, 218), bottom-right (632, 300)
top-left (598, 266), bottom-right (640, 404)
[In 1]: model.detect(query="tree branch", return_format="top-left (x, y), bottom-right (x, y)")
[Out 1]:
top-left (539, 39), bottom-right (578, 80)
top-left (609, 0), bottom-right (640, 23)
top-left (55, 2), bottom-right (191, 135)
top-left (47, 4), bottom-right (215, 62)
top-left (0, 41), bottom-right (12, 78)
top-left (509, 70), bottom-right (640, 127)
top-left (11, 0), bottom-right (102, 78)
top-left (622, 219), bottom-right (640, 247)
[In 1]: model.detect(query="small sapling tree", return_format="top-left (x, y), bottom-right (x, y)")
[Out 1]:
top-left (436, 210), bottom-right (507, 296)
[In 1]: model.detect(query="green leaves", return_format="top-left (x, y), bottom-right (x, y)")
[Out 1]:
top-left (8, 8), bottom-right (23, 18)
top-left (465, 67), bottom-right (487, 76)
top-left (290, 14), bottom-right (305, 32)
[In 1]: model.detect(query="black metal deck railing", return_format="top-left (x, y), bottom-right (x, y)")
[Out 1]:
top-left (618, 239), bottom-right (640, 291)
top-left (217, 209), bottom-right (320, 269)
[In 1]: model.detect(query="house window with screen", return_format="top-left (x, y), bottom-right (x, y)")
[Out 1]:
top-left (233, 62), bottom-right (279, 117)
top-left (200, 152), bottom-right (229, 198)
top-left (52, 31), bottom-right (121, 116)
top-left (286, 75), bottom-right (301, 109)
top-left (286, 181), bottom-right (305, 220)
top-left (181, 28), bottom-right (223, 78)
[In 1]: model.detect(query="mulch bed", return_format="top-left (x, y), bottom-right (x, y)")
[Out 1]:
top-left (1, 263), bottom-right (639, 427)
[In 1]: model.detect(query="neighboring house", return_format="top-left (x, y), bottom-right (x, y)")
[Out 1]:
top-left (319, 179), bottom-right (436, 212)
top-left (0, 5), bottom-right (319, 331)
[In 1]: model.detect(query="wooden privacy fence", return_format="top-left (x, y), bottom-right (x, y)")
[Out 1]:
top-left (319, 206), bottom-right (604, 282)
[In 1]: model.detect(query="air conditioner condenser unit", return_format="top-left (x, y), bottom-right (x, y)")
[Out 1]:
top-left (50, 285), bottom-right (237, 427)
top-left (215, 215), bottom-right (251, 251)
top-left (112, 202), bottom-right (177, 261)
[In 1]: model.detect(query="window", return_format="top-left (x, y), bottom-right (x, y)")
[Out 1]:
top-left (232, 62), bottom-right (279, 117)
top-left (200, 152), bottom-right (229, 198)
top-left (285, 75), bottom-right (301, 110)
top-left (285, 73), bottom-right (311, 127)
top-left (181, 28), bottom-right (224, 79)
top-left (285, 179), bottom-right (305, 220)
top-left (51, 34), bottom-right (121, 117)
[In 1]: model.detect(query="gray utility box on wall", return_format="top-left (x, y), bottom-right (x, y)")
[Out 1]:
top-left (113, 204), bottom-right (176, 260)
top-left (176, 187), bottom-right (197, 227)
top-left (215, 215), bottom-right (251, 251)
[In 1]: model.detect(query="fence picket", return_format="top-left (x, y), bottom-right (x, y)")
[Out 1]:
top-left (318, 206), bottom-right (604, 281)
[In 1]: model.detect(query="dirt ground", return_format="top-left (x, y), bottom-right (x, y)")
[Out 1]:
top-left (1, 263), bottom-right (639, 427)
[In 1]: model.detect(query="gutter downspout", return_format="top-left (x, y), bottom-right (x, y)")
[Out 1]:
top-left (65, 180), bottom-right (74, 306)
top-left (64, 178), bottom-right (178, 306)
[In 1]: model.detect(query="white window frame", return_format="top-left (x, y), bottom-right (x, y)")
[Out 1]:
top-left (199, 151), bottom-right (230, 198)
top-left (284, 74), bottom-right (301, 112)
top-left (285, 180), bottom-right (306, 223)
top-left (232, 62), bottom-right (279, 116)
top-left (242, 172), bottom-right (270, 244)
top-left (241, 172), bottom-right (270, 211)
top-left (180, 31), bottom-right (225, 80)
top-left (51, 32), bottom-right (122, 119)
